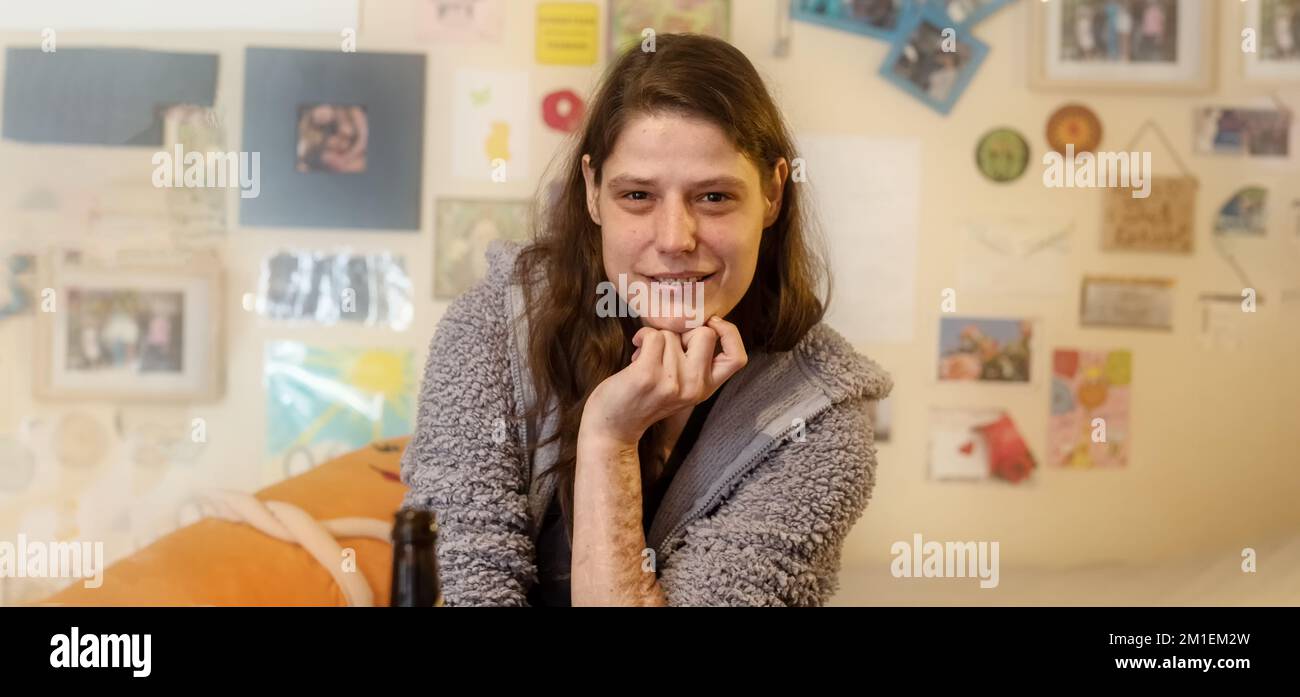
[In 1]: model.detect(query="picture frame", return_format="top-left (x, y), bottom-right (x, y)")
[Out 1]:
top-left (1243, 0), bottom-right (1300, 83)
top-left (878, 3), bottom-right (989, 115)
top-left (792, 0), bottom-right (920, 42)
top-left (1079, 275), bottom-right (1175, 330)
top-left (240, 48), bottom-right (426, 230)
top-left (35, 252), bottom-right (223, 402)
top-left (1029, 0), bottom-right (1217, 93)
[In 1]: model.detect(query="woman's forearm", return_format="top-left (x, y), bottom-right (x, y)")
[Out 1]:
top-left (570, 419), bottom-right (668, 607)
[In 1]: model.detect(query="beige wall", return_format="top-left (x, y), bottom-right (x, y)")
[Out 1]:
top-left (1, 1), bottom-right (1297, 598)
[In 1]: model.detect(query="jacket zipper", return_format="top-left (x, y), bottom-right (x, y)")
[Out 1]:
top-left (657, 399), bottom-right (835, 557)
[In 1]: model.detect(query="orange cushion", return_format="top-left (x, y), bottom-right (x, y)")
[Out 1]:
top-left (37, 438), bottom-right (409, 606)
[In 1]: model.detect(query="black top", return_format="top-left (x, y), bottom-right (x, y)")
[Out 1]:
top-left (526, 392), bottom-right (720, 607)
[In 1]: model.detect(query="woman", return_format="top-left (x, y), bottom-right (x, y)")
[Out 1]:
top-left (400, 34), bottom-right (892, 606)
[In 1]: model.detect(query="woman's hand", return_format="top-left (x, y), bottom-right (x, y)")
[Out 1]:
top-left (581, 315), bottom-right (748, 445)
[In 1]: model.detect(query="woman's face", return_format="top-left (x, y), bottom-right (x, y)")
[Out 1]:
top-left (583, 112), bottom-right (787, 334)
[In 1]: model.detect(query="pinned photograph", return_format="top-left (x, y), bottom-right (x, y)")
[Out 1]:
top-left (937, 316), bottom-right (1033, 383)
top-left (879, 5), bottom-right (989, 115)
top-left (1193, 108), bottom-right (1292, 158)
top-left (793, 0), bottom-right (916, 40)
top-left (296, 104), bottom-right (368, 173)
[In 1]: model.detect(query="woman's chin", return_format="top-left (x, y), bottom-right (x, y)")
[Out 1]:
top-left (638, 314), bottom-right (706, 334)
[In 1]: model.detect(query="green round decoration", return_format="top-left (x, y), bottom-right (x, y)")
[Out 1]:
top-left (975, 128), bottom-right (1030, 183)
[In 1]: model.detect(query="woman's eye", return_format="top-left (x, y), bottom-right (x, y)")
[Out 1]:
top-left (623, 191), bottom-right (649, 201)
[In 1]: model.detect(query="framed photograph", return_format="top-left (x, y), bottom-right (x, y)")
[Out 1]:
top-left (1029, 0), bottom-right (1216, 92)
top-left (879, 4), bottom-right (989, 115)
top-left (35, 253), bottom-right (223, 402)
top-left (1079, 275), bottom-right (1174, 330)
top-left (927, 0), bottom-right (1012, 28)
top-left (1244, 0), bottom-right (1300, 82)
top-left (937, 316), bottom-right (1033, 383)
top-left (793, 0), bottom-right (919, 41)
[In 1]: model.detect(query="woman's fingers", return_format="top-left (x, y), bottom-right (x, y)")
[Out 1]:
top-left (681, 326), bottom-right (718, 394)
top-left (706, 316), bottom-right (748, 384)
top-left (660, 329), bottom-right (685, 384)
top-left (635, 328), bottom-right (666, 367)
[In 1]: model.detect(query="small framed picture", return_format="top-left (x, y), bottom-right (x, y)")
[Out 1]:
top-left (1079, 275), bottom-right (1175, 330)
top-left (35, 253), bottom-right (223, 402)
top-left (878, 4), bottom-right (989, 115)
top-left (1029, 0), bottom-right (1217, 92)
top-left (792, 0), bottom-right (919, 41)
top-left (1243, 0), bottom-right (1300, 82)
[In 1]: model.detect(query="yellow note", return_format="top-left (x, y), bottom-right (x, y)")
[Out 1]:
top-left (536, 2), bottom-right (598, 66)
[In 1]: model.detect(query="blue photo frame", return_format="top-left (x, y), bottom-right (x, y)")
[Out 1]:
top-left (878, 4), bottom-right (988, 116)
top-left (791, 0), bottom-right (922, 42)
top-left (925, 0), bottom-right (1014, 29)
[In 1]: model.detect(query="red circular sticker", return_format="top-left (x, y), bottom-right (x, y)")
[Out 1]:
top-left (542, 89), bottom-right (585, 133)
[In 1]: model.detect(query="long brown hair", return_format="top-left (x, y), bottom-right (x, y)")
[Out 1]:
top-left (515, 33), bottom-right (828, 534)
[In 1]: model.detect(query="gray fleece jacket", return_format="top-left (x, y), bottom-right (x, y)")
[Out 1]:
top-left (399, 241), bottom-right (893, 606)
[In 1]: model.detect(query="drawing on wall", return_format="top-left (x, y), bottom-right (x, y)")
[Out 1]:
top-left (452, 69), bottom-right (531, 182)
top-left (265, 342), bottom-right (415, 481)
top-left (1049, 348), bottom-right (1131, 468)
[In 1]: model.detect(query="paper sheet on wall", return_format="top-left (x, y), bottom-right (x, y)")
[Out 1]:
top-left (452, 69), bottom-right (531, 181)
top-left (957, 218), bottom-right (1072, 296)
top-left (536, 2), bottom-right (599, 65)
top-left (797, 134), bottom-right (920, 344)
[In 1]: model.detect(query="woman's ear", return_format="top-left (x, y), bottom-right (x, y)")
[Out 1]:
top-left (763, 157), bottom-right (789, 229)
top-left (581, 154), bottom-right (602, 226)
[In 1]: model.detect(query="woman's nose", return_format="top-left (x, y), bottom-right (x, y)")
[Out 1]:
top-left (654, 197), bottom-right (697, 254)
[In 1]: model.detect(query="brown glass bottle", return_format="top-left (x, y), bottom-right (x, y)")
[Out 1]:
top-left (389, 508), bottom-right (440, 607)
